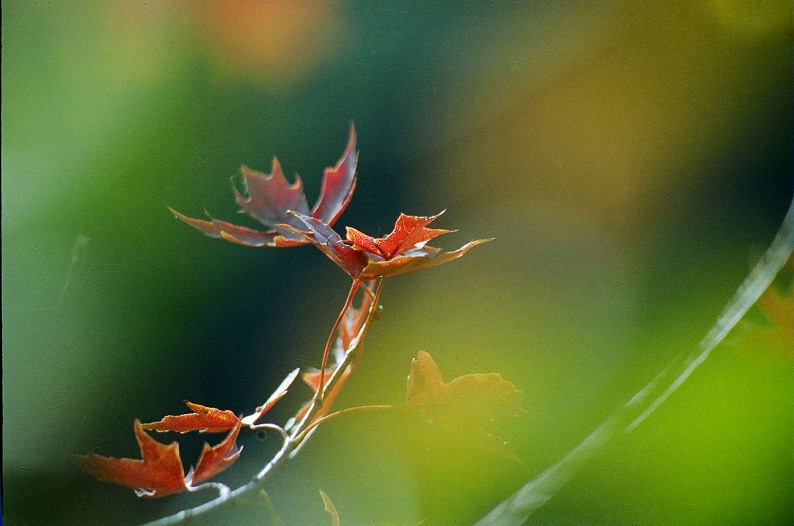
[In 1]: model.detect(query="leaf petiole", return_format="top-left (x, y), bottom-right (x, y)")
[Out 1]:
top-left (317, 279), bottom-right (362, 396)
top-left (186, 481), bottom-right (229, 498)
top-left (248, 423), bottom-right (289, 445)
top-left (294, 404), bottom-right (415, 443)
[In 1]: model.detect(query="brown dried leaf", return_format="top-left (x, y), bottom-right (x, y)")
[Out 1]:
top-left (319, 489), bottom-right (341, 526)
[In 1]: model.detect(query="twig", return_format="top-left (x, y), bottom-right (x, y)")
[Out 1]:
top-left (317, 279), bottom-right (361, 394)
top-left (289, 279), bottom-right (387, 445)
top-left (475, 200), bottom-right (794, 526)
top-left (186, 482), bottom-right (229, 498)
top-left (627, 199), bottom-right (794, 430)
top-left (294, 404), bottom-right (414, 443)
top-left (139, 278), bottom-right (387, 526)
top-left (248, 423), bottom-right (290, 445)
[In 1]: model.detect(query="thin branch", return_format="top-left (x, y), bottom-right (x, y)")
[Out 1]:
top-left (290, 279), bottom-right (387, 445)
top-left (317, 279), bottom-right (361, 393)
top-left (139, 278), bottom-right (388, 526)
top-left (627, 199), bottom-right (794, 430)
top-left (249, 423), bottom-right (290, 445)
top-left (294, 404), bottom-right (413, 443)
top-left (475, 200), bottom-right (794, 526)
top-left (186, 482), bottom-right (229, 498)
top-left (473, 363), bottom-right (675, 526)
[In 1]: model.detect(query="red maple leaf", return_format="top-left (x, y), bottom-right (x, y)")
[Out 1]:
top-left (170, 125), bottom-right (357, 247)
top-left (76, 420), bottom-right (245, 496)
top-left (280, 212), bottom-right (369, 279)
top-left (359, 238), bottom-right (491, 279)
top-left (141, 401), bottom-right (241, 433)
top-left (74, 420), bottom-right (188, 497)
top-left (345, 212), bottom-right (452, 259)
top-left (282, 211), bottom-right (491, 279)
top-left (188, 421), bottom-right (243, 485)
top-left (170, 126), bottom-right (490, 279)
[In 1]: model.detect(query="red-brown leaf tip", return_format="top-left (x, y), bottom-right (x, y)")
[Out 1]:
top-left (75, 420), bottom-right (187, 498)
top-left (188, 421), bottom-right (243, 486)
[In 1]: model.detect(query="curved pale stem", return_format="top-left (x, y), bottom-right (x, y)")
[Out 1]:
top-left (294, 404), bottom-right (414, 443)
top-left (140, 278), bottom-right (387, 526)
top-left (317, 279), bottom-right (361, 396)
top-left (475, 201), bottom-right (794, 526)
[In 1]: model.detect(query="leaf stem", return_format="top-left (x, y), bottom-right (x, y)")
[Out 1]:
top-left (139, 278), bottom-right (387, 526)
top-left (294, 404), bottom-right (414, 443)
top-left (249, 423), bottom-right (290, 446)
top-left (317, 279), bottom-right (361, 396)
top-left (291, 278), bottom-right (387, 444)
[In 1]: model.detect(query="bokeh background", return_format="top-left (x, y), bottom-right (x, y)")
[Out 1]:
top-left (3, 1), bottom-right (792, 525)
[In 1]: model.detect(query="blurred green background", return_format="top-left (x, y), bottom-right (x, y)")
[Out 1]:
top-left (3, 1), bottom-right (792, 525)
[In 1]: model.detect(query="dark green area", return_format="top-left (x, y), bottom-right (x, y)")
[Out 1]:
top-left (3, 1), bottom-right (791, 525)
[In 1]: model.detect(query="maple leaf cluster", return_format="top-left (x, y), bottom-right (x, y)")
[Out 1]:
top-left (75, 126), bottom-right (516, 502)
top-left (74, 417), bottom-right (241, 498)
top-left (75, 373), bottom-right (298, 498)
top-left (170, 125), bottom-right (491, 280)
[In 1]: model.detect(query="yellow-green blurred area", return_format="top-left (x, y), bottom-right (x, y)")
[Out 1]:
top-left (2, 1), bottom-right (792, 524)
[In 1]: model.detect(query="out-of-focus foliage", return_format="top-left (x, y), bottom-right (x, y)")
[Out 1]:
top-left (406, 351), bottom-right (522, 461)
top-left (3, 1), bottom-right (791, 525)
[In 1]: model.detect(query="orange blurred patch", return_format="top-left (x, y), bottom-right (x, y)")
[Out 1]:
top-left (196, 0), bottom-right (348, 84)
top-left (750, 279), bottom-right (794, 359)
top-left (734, 261), bottom-right (793, 365)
